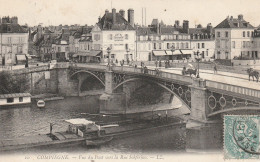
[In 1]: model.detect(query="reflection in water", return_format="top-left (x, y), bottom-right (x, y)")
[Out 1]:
top-left (0, 96), bottom-right (187, 153)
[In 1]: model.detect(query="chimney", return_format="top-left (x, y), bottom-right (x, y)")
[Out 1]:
top-left (11, 16), bottom-right (18, 24)
top-left (183, 20), bottom-right (189, 34)
top-left (175, 20), bottom-right (180, 27)
top-left (119, 9), bottom-right (125, 18)
top-left (238, 14), bottom-right (243, 20)
top-left (207, 23), bottom-right (213, 34)
top-left (98, 16), bottom-right (101, 22)
top-left (112, 8), bottom-right (116, 25)
top-left (157, 22), bottom-right (160, 34)
top-left (128, 8), bottom-right (134, 27)
top-left (105, 9), bottom-right (109, 15)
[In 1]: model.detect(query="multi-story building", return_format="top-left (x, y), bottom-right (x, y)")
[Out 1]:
top-left (136, 20), bottom-right (192, 61)
top-left (214, 15), bottom-right (255, 62)
top-left (91, 8), bottom-right (136, 62)
top-left (189, 23), bottom-right (215, 61)
top-left (0, 16), bottom-right (29, 66)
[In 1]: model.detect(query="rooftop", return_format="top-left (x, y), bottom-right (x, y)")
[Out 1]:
top-left (97, 12), bottom-right (135, 30)
top-left (215, 15), bottom-right (254, 29)
top-left (0, 23), bottom-right (27, 33)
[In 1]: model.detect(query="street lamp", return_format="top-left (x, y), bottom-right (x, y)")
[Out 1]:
top-left (171, 45), bottom-right (175, 62)
top-left (107, 47), bottom-right (111, 70)
top-left (195, 50), bottom-right (201, 78)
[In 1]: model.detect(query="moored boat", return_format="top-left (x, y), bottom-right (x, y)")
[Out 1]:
top-left (0, 93), bottom-right (31, 109)
top-left (37, 100), bottom-right (45, 108)
top-left (85, 136), bottom-right (113, 146)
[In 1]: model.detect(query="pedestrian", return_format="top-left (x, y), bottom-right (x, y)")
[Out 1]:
top-left (214, 64), bottom-right (217, 74)
top-left (115, 59), bottom-right (118, 64)
top-left (164, 60), bottom-right (167, 68)
top-left (122, 59), bottom-right (125, 65)
top-left (155, 60), bottom-right (158, 68)
top-left (159, 60), bottom-right (162, 67)
top-left (127, 58), bottom-right (130, 65)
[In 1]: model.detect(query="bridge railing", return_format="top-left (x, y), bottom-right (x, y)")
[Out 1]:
top-left (206, 80), bottom-right (260, 99)
top-left (112, 66), bottom-right (193, 84)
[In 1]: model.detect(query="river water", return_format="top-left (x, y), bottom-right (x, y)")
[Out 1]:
top-left (0, 96), bottom-right (186, 153)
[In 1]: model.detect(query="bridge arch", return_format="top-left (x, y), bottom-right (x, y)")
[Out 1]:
top-left (207, 106), bottom-right (260, 117)
top-left (70, 70), bottom-right (105, 86)
top-left (113, 77), bottom-right (191, 110)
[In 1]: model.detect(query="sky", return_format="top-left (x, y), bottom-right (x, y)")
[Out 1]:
top-left (0, 0), bottom-right (260, 28)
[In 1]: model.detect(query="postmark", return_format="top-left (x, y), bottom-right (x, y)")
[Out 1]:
top-left (224, 115), bottom-right (259, 159)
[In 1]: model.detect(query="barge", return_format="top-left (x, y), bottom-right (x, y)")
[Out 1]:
top-left (0, 117), bottom-right (185, 152)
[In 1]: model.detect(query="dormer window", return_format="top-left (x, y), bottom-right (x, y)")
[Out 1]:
top-left (233, 23), bottom-right (238, 27)
top-left (243, 23), bottom-right (248, 27)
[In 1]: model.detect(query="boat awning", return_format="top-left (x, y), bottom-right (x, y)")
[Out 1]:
top-left (16, 55), bottom-right (27, 61)
top-left (65, 118), bottom-right (95, 126)
top-left (180, 50), bottom-right (193, 55)
top-left (165, 50), bottom-right (182, 55)
top-left (0, 93), bottom-right (31, 99)
top-left (153, 50), bottom-right (167, 56)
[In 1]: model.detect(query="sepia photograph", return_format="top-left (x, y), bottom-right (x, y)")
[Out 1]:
top-left (0, 0), bottom-right (260, 161)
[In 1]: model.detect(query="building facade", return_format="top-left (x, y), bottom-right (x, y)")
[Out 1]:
top-left (0, 16), bottom-right (29, 66)
top-left (214, 15), bottom-right (255, 62)
top-left (92, 8), bottom-right (136, 62)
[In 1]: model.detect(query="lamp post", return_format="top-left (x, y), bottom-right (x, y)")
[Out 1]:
top-left (171, 45), bottom-right (175, 62)
top-left (195, 50), bottom-right (201, 78)
top-left (107, 47), bottom-right (111, 70)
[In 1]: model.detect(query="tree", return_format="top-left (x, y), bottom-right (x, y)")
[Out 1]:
top-left (0, 71), bottom-right (29, 94)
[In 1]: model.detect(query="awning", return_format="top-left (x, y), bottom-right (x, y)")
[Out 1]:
top-left (65, 118), bottom-right (95, 126)
top-left (180, 50), bottom-right (193, 55)
top-left (165, 50), bottom-right (182, 55)
top-left (16, 55), bottom-right (26, 61)
top-left (76, 50), bottom-right (102, 57)
top-left (153, 50), bottom-right (167, 56)
top-left (72, 54), bottom-right (79, 57)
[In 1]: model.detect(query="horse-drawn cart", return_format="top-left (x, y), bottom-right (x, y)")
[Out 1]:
top-left (182, 64), bottom-right (197, 77)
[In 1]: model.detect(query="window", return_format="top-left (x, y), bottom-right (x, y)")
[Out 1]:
top-left (125, 44), bottom-right (128, 50)
top-left (18, 46), bottom-right (23, 53)
top-left (58, 47), bottom-right (61, 52)
top-left (243, 31), bottom-right (245, 37)
top-left (176, 43), bottom-right (179, 49)
top-left (186, 43), bottom-right (189, 48)
top-left (153, 43), bottom-right (156, 49)
top-left (7, 98), bottom-right (14, 103)
top-left (217, 51), bottom-right (221, 59)
top-left (242, 41), bottom-right (246, 48)
top-left (172, 43), bottom-right (175, 49)
top-left (247, 31), bottom-right (250, 37)
top-left (225, 52), bottom-right (229, 59)
top-left (225, 31), bottom-right (228, 38)
top-left (216, 40), bottom-right (220, 48)
top-left (159, 43), bottom-right (162, 49)
top-left (94, 44), bottom-right (100, 50)
top-left (125, 34), bottom-right (128, 40)
top-left (202, 43), bottom-right (205, 48)
top-left (197, 43), bottom-right (200, 49)
top-left (19, 97), bottom-right (23, 102)
top-left (217, 32), bottom-right (220, 37)
top-left (94, 34), bottom-right (100, 41)
top-left (65, 47), bottom-right (69, 52)
top-left (232, 41), bottom-right (235, 48)
top-left (167, 43), bottom-right (170, 49)
top-left (7, 37), bottom-right (11, 43)
top-left (111, 54), bottom-right (115, 59)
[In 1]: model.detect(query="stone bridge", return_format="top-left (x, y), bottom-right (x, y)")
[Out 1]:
top-left (68, 63), bottom-right (260, 121)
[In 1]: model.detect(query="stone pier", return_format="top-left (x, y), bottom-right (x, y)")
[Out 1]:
top-left (99, 68), bottom-right (126, 114)
top-left (186, 78), bottom-right (222, 151)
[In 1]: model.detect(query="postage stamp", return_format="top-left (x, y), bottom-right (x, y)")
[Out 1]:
top-left (224, 115), bottom-right (260, 159)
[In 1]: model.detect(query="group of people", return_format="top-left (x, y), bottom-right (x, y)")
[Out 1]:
top-left (155, 60), bottom-right (171, 68)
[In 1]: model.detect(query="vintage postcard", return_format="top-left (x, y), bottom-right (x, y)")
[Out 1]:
top-left (0, 0), bottom-right (260, 161)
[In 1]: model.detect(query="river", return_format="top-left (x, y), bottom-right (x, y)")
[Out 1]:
top-left (0, 96), bottom-right (186, 153)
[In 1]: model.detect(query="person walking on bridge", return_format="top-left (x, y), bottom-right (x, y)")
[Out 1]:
top-left (214, 63), bottom-right (218, 74)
